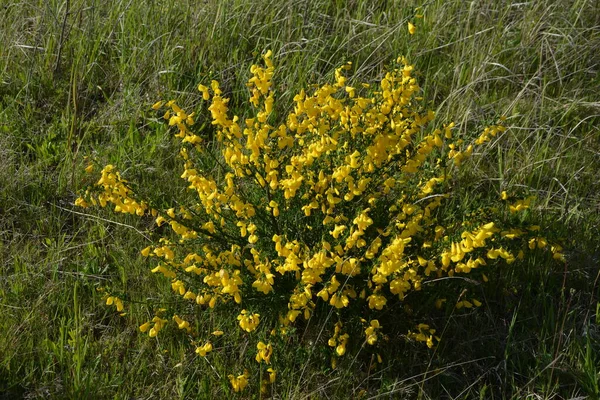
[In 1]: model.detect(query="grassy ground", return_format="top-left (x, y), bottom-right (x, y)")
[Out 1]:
top-left (1, 0), bottom-right (599, 398)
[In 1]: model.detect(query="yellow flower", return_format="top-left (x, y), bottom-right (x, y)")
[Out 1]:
top-left (335, 334), bottom-right (349, 356)
top-left (140, 246), bottom-right (151, 257)
top-left (365, 320), bottom-right (380, 345)
top-left (330, 293), bottom-right (349, 308)
top-left (238, 310), bottom-right (260, 332)
top-left (330, 225), bottom-right (347, 239)
top-left (408, 22), bottom-right (416, 35)
top-left (173, 315), bottom-right (190, 330)
top-left (74, 197), bottom-right (89, 208)
top-left (228, 371), bottom-right (249, 392)
top-left (255, 341), bottom-right (273, 364)
top-left (106, 296), bottom-right (124, 312)
top-left (195, 342), bottom-right (213, 357)
top-left (509, 197), bottom-right (533, 213)
top-left (139, 322), bottom-right (151, 333)
top-left (367, 294), bottom-right (387, 310)
top-left (197, 84), bottom-right (210, 100)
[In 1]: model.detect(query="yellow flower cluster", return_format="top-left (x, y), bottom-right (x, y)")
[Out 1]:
top-left (364, 319), bottom-right (381, 345)
top-left (139, 314), bottom-right (169, 338)
top-left (173, 314), bottom-right (191, 332)
top-left (238, 310), bottom-right (260, 333)
top-left (408, 323), bottom-right (439, 348)
top-left (255, 341), bottom-right (273, 364)
top-left (76, 165), bottom-right (149, 215)
top-left (328, 322), bottom-right (350, 356)
top-left (228, 370), bottom-right (249, 392)
top-left (78, 51), bottom-right (567, 392)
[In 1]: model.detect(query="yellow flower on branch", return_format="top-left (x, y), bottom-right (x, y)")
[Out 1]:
top-left (228, 370), bottom-right (249, 392)
top-left (238, 309), bottom-right (260, 332)
top-left (255, 341), bottom-right (273, 364)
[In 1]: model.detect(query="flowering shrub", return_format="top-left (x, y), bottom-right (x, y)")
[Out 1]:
top-left (76, 50), bottom-right (565, 391)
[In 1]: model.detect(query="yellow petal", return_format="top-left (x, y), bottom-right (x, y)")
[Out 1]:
top-left (408, 22), bottom-right (416, 35)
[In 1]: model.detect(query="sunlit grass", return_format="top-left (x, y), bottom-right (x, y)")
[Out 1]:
top-left (0, 0), bottom-right (598, 398)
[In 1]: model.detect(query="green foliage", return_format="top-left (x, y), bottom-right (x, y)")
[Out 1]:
top-left (1, 0), bottom-right (599, 398)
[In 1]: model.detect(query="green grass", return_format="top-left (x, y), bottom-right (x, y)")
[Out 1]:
top-left (1, 0), bottom-right (599, 398)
